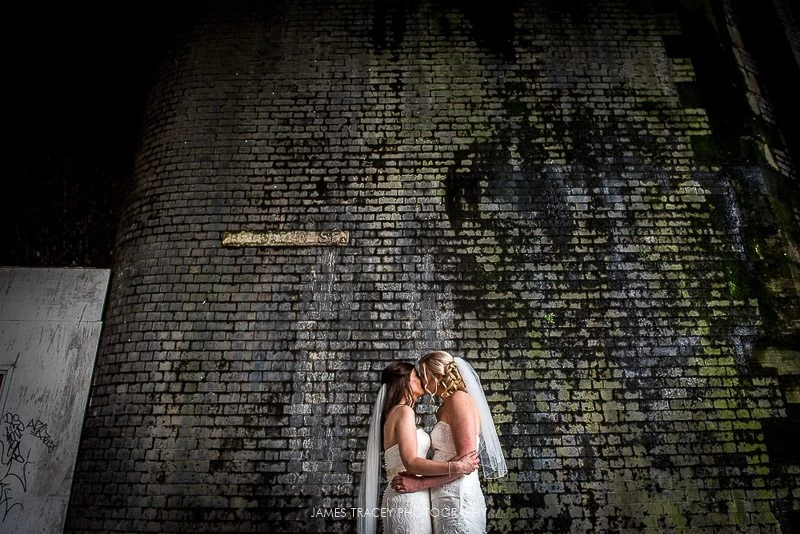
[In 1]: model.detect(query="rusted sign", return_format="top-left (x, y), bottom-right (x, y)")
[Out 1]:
top-left (222, 230), bottom-right (349, 247)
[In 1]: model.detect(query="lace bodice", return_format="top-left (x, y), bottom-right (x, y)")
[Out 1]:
top-left (382, 428), bottom-right (433, 534)
top-left (384, 428), bottom-right (431, 477)
top-left (430, 421), bottom-right (479, 461)
top-left (429, 421), bottom-right (486, 533)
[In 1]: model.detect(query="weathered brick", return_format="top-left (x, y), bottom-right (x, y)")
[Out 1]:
top-left (63, 1), bottom-right (798, 533)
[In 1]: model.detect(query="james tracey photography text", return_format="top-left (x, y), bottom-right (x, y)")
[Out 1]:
top-left (310, 507), bottom-right (465, 519)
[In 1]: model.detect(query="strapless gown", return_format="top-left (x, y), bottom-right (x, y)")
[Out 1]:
top-left (430, 421), bottom-right (486, 534)
top-left (381, 428), bottom-right (433, 534)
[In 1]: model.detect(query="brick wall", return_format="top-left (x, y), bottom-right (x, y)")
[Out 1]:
top-left (65, 1), bottom-right (797, 532)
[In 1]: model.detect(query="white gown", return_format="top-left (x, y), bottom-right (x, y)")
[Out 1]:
top-left (381, 428), bottom-right (433, 534)
top-left (430, 421), bottom-right (486, 534)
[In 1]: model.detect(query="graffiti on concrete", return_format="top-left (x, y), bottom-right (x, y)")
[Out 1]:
top-left (0, 413), bottom-right (56, 521)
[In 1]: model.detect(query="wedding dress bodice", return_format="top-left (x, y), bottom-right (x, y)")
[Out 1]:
top-left (384, 428), bottom-right (431, 477)
top-left (429, 420), bottom-right (486, 534)
top-left (381, 428), bottom-right (432, 534)
top-left (430, 420), bottom-right (480, 461)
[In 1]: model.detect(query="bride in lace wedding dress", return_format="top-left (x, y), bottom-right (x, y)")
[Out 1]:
top-left (392, 351), bottom-right (508, 534)
top-left (358, 361), bottom-right (480, 534)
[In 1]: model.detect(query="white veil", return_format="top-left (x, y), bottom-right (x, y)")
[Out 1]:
top-left (357, 383), bottom-right (386, 534)
top-left (454, 357), bottom-right (508, 479)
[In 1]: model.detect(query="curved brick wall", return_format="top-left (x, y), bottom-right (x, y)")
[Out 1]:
top-left (65, 1), bottom-right (797, 532)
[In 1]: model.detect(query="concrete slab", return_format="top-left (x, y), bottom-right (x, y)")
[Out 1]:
top-left (0, 267), bottom-right (109, 533)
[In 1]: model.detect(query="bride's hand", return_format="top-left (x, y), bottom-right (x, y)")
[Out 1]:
top-left (392, 474), bottom-right (425, 494)
top-left (451, 450), bottom-right (479, 475)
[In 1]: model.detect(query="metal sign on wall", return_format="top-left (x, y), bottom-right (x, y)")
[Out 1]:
top-left (222, 230), bottom-right (350, 247)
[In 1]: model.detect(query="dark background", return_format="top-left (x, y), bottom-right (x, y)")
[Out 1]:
top-left (5, 3), bottom-right (191, 267)
top-left (4, 2), bottom-right (798, 270)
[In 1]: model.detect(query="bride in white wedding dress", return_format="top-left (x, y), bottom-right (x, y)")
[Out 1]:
top-left (392, 351), bottom-right (508, 534)
top-left (358, 361), bottom-right (480, 534)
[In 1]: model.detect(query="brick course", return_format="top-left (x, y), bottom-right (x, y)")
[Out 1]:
top-left (65, 1), bottom-right (797, 532)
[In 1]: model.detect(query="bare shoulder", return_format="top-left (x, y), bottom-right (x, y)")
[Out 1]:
top-left (441, 390), bottom-right (478, 420)
top-left (449, 390), bottom-right (477, 409)
top-left (386, 404), bottom-right (415, 424)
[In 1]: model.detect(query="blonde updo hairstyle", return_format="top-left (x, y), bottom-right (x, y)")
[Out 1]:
top-left (418, 350), bottom-right (466, 399)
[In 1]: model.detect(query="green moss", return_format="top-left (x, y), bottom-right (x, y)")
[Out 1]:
top-left (768, 193), bottom-right (796, 235)
top-left (725, 262), bottom-right (752, 300)
top-left (753, 346), bottom-right (800, 375)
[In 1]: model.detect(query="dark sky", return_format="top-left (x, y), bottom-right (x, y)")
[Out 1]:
top-left (6, 4), bottom-right (190, 267)
top-left (12, 4), bottom-right (187, 172)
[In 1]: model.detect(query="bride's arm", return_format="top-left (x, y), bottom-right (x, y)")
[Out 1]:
top-left (391, 450), bottom-right (475, 493)
top-left (445, 390), bottom-right (480, 458)
top-left (394, 406), bottom-right (477, 477)
top-left (393, 392), bottom-right (481, 494)
top-left (393, 473), bottom-right (458, 493)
